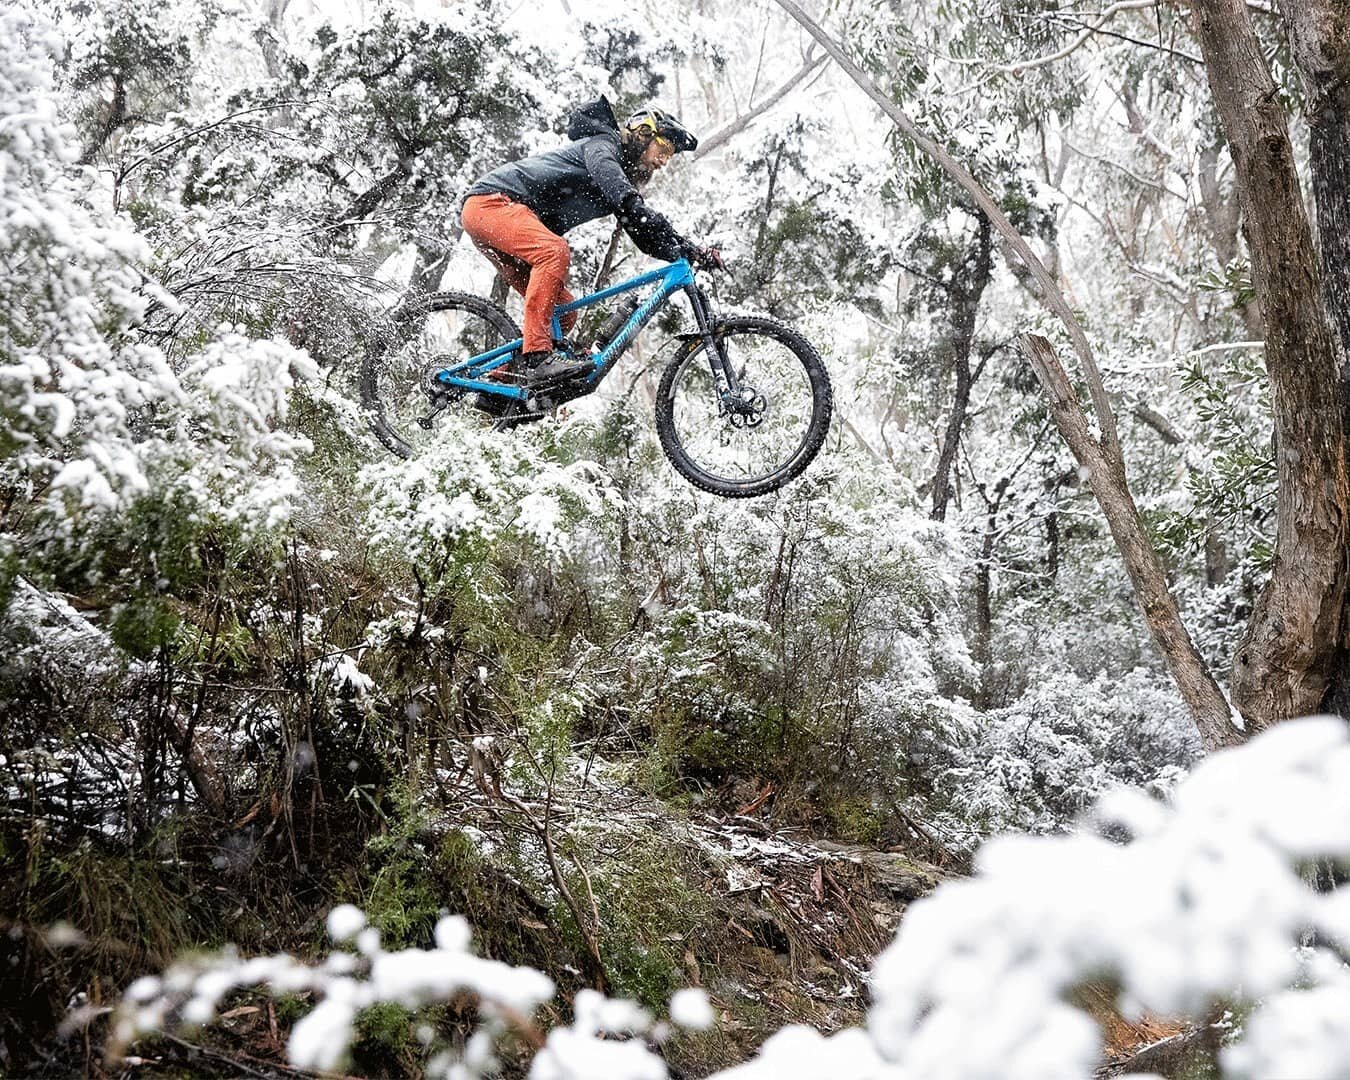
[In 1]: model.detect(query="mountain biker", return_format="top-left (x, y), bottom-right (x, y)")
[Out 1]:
top-left (460, 96), bottom-right (725, 388)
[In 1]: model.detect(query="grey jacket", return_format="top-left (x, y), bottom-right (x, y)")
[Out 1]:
top-left (464, 97), bottom-right (690, 263)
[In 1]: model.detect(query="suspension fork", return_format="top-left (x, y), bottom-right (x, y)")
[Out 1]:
top-left (683, 285), bottom-right (740, 395)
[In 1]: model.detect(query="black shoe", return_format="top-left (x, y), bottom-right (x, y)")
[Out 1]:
top-left (521, 350), bottom-right (592, 388)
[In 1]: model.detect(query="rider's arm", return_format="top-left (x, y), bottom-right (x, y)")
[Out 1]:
top-left (617, 192), bottom-right (690, 263)
top-left (583, 138), bottom-right (639, 211)
top-left (583, 137), bottom-right (691, 263)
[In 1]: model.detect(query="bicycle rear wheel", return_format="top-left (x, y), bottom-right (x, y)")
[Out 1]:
top-left (361, 291), bottom-right (521, 458)
top-left (654, 317), bottom-right (832, 497)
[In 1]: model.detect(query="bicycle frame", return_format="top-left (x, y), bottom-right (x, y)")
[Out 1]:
top-left (432, 258), bottom-right (724, 403)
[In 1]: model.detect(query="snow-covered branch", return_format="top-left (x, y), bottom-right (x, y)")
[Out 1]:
top-left (995, 0), bottom-right (1160, 75)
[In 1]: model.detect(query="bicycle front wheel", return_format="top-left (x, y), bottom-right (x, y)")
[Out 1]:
top-left (361, 291), bottom-right (521, 458)
top-left (655, 317), bottom-right (832, 497)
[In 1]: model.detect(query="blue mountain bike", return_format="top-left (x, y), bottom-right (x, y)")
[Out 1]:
top-left (361, 258), bottom-right (832, 497)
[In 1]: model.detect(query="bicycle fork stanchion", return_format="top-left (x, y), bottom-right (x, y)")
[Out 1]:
top-left (683, 282), bottom-right (744, 414)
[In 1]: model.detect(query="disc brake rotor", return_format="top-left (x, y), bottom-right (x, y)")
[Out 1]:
top-left (725, 385), bottom-right (767, 429)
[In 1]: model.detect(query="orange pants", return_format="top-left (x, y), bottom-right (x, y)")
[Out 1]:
top-left (461, 193), bottom-right (578, 354)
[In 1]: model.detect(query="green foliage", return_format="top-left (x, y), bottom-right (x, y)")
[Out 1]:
top-left (60, 0), bottom-right (210, 134)
top-left (362, 852), bottom-right (442, 950)
top-left (359, 787), bottom-right (442, 949)
top-left (583, 833), bottom-right (712, 1009)
top-left (354, 1001), bottom-right (415, 1059)
top-left (109, 596), bottom-right (180, 657)
top-left (191, 0), bottom-right (550, 239)
top-left (0, 537), bottom-right (18, 617)
top-left (694, 117), bottom-right (895, 319)
top-left (1164, 352), bottom-right (1275, 564)
top-left (10, 839), bottom-right (198, 968)
top-left (579, 18), bottom-right (683, 113)
top-left (1197, 259), bottom-right (1257, 311)
top-left (826, 795), bottom-right (885, 846)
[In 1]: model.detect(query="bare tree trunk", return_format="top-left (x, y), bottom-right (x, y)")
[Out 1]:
top-left (1278, 0), bottom-right (1350, 717)
top-left (973, 478), bottom-right (1008, 708)
top-left (591, 224), bottom-right (624, 292)
top-left (1205, 524), bottom-right (1229, 587)
top-left (254, 0), bottom-right (293, 80)
top-left (932, 354), bottom-right (973, 521)
top-left (932, 215), bottom-right (994, 521)
top-left (1196, 139), bottom-right (1266, 338)
top-left (1191, 0), bottom-right (1350, 728)
top-left (774, 0), bottom-right (1241, 747)
top-left (1279, 0), bottom-right (1350, 357)
top-left (78, 75), bottom-right (127, 165)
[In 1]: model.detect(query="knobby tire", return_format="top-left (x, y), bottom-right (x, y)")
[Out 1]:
top-left (654, 317), bottom-right (832, 498)
top-left (360, 291), bottom-right (521, 459)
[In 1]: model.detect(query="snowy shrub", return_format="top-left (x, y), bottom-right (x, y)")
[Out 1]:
top-left (1, 9), bottom-right (315, 541)
top-left (113, 908), bottom-right (705, 1078)
top-left (0, 6), bottom-right (178, 507)
top-left (17, 326), bottom-right (318, 643)
top-left (725, 715), bottom-right (1350, 1079)
top-left (534, 463), bottom-right (979, 836)
top-left (697, 715), bottom-right (1350, 1076)
top-left (923, 667), bottom-right (1202, 848)
top-left (361, 421), bottom-right (619, 578)
top-left (114, 717), bottom-right (1350, 1078)
top-left (146, 328), bottom-right (316, 535)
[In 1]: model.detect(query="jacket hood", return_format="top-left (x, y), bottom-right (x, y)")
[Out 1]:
top-left (567, 96), bottom-right (621, 141)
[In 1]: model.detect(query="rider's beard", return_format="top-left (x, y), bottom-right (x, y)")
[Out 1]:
top-left (621, 139), bottom-right (654, 186)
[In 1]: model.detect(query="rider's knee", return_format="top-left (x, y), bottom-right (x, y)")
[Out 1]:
top-left (540, 237), bottom-right (570, 272)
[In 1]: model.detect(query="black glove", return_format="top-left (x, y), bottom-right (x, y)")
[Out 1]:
top-left (688, 245), bottom-right (726, 272)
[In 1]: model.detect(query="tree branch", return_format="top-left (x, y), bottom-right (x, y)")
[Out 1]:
top-left (772, 0), bottom-right (1122, 461)
top-left (1132, 403), bottom-right (1185, 445)
top-left (694, 50), bottom-right (827, 160)
top-left (995, 0), bottom-right (1160, 74)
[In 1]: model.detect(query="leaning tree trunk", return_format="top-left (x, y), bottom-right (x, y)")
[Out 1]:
top-left (1191, 0), bottom-right (1350, 729)
top-left (1019, 336), bottom-right (1242, 749)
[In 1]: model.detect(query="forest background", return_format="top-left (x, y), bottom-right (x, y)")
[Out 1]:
top-left (4, 0), bottom-right (1350, 1076)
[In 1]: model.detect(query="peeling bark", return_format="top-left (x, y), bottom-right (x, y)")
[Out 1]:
top-left (1192, 0), bottom-right (1350, 728)
top-left (1279, 0), bottom-right (1350, 357)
